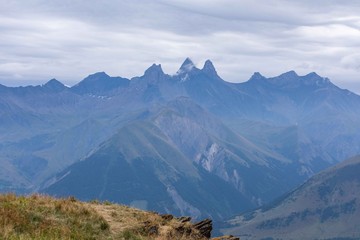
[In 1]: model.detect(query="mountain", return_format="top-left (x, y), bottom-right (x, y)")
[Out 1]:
top-left (40, 100), bottom-right (273, 220)
top-left (173, 59), bottom-right (258, 116)
top-left (1, 58), bottom-right (360, 225)
top-left (236, 70), bottom-right (360, 125)
top-left (222, 155), bottom-right (360, 240)
top-left (42, 79), bottom-right (68, 93)
top-left (71, 72), bottom-right (129, 95)
top-left (230, 69), bottom-right (360, 174)
top-left (38, 93), bottom-right (357, 220)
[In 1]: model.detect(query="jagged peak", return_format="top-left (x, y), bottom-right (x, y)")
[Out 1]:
top-left (181, 57), bottom-right (195, 68)
top-left (202, 59), bottom-right (218, 77)
top-left (144, 63), bottom-right (164, 76)
top-left (249, 72), bottom-right (266, 82)
top-left (203, 59), bottom-right (214, 70)
top-left (177, 58), bottom-right (196, 75)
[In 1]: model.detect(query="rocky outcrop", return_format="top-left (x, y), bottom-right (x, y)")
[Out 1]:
top-left (172, 216), bottom-right (239, 239)
top-left (193, 219), bottom-right (213, 238)
top-left (177, 216), bottom-right (192, 223)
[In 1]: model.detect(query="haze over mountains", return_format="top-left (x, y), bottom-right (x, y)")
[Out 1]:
top-left (223, 155), bottom-right (360, 240)
top-left (1, 58), bottom-right (360, 222)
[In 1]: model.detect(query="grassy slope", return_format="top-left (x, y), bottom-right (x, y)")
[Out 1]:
top-left (0, 194), bottom-right (208, 240)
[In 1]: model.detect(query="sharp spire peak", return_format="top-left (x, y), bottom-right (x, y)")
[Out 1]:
top-left (179, 58), bottom-right (195, 70)
top-left (202, 59), bottom-right (218, 77)
top-left (181, 57), bottom-right (194, 67)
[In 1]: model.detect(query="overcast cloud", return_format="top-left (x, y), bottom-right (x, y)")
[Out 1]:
top-left (0, 0), bottom-right (360, 93)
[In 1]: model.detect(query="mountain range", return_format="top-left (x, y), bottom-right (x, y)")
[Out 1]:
top-left (1, 58), bottom-right (360, 223)
top-left (222, 155), bottom-right (360, 239)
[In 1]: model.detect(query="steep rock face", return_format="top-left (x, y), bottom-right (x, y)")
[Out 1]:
top-left (42, 121), bottom-right (254, 220)
top-left (222, 155), bottom-right (360, 240)
top-left (151, 97), bottom-right (301, 204)
top-left (202, 60), bottom-right (219, 78)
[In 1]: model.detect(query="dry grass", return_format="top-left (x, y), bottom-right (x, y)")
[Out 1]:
top-left (0, 194), bottom-right (208, 240)
top-left (91, 203), bottom-right (207, 240)
top-left (0, 193), bottom-right (110, 240)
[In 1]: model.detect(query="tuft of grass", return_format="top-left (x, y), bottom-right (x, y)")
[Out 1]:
top-left (103, 200), bottom-right (112, 205)
top-left (0, 193), bottom-right (110, 240)
top-left (90, 199), bottom-right (100, 204)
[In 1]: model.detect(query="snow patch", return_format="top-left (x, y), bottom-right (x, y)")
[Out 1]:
top-left (299, 165), bottom-right (313, 176)
top-left (232, 169), bottom-right (244, 192)
top-left (175, 60), bottom-right (195, 76)
top-left (201, 143), bottom-right (220, 172)
top-left (180, 74), bottom-right (190, 82)
top-left (88, 94), bottom-right (111, 100)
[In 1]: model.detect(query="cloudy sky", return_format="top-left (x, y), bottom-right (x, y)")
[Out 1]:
top-left (1, 0), bottom-right (360, 93)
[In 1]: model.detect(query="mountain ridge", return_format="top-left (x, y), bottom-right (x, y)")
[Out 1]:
top-left (0, 58), bottom-right (348, 94)
top-left (1, 58), bottom-right (360, 230)
top-left (222, 155), bottom-right (360, 240)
